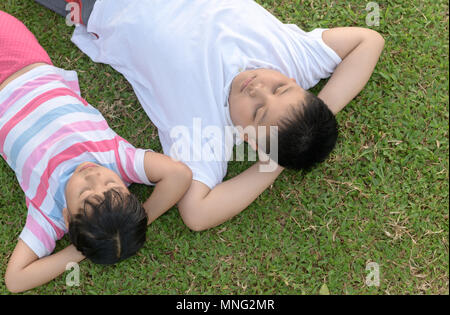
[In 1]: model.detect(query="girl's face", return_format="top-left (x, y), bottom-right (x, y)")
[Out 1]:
top-left (63, 162), bottom-right (129, 227)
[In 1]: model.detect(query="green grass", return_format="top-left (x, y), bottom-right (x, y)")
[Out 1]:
top-left (0, 0), bottom-right (448, 295)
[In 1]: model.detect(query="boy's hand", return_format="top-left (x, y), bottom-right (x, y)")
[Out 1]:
top-left (177, 160), bottom-right (283, 232)
top-left (257, 147), bottom-right (284, 173)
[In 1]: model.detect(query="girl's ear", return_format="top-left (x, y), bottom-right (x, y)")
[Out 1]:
top-left (63, 208), bottom-right (70, 229)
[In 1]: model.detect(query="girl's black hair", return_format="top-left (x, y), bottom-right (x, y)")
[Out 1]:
top-left (67, 189), bottom-right (148, 265)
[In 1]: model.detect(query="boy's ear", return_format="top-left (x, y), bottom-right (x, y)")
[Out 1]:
top-left (241, 133), bottom-right (258, 152)
top-left (248, 137), bottom-right (258, 152)
top-left (63, 208), bottom-right (70, 229)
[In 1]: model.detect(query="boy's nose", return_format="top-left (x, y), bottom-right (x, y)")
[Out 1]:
top-left (249, 82), bottom-right (267, 98)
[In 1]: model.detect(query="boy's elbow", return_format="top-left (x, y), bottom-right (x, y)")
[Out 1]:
top-left (6, 284), bottom-right (22, 294)
top-left (183, 217), bottom-right (209, 232)
top-left (366, 29), bottom-right (385, 47)
top-left (375, 32), bottom-right (385, 48)
top-left (178, 203), bottom-right (209, 232)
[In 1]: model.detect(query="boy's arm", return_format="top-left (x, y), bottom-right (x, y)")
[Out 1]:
top-left (178, 160), bottom-right (284, 232)
top-left (142, 151), bottom-right (193, 224)
top-left (5, 241), bottom-right (84, 293)
top-left (318, 27), bottom-right (385, 114)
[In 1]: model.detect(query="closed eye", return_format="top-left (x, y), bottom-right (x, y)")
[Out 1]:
top-left (273, 84), bottom-right (284, 94)
top-left (105, 180), bottom-right (127, 192)
top-left (79, 187), bottom-right (91, 197)
top-left (280, 86), bottom-right (293, 96)
top-left (78, 180), bottom-right (119, 198)
top-left (253, 104), bottom-right (263, 120)
top-left (104, 180), bottom-right (116, 186)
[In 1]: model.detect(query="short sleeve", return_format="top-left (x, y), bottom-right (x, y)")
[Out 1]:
top-left (284, 25), bottom-right (342, 90)
top-left (306, 28), bottom-right (343, 65)
top-left (19, 203), bottom-right (59, 258)
top-left (117, 140), bottom-right (155, 186)
top-left (184, 159), bottom-right (227, 190)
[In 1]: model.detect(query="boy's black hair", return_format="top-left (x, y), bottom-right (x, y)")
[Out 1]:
top-left (67, 189), bottom-right (148, 265)
top-left (274, 91), bottom-right (338, 170)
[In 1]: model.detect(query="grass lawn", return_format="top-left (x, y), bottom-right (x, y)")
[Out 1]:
top-left (0, 0), bottom-right (448, 295)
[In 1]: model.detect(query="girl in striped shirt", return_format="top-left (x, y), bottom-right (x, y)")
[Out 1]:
top-left (0, 10), bottom-right (192, 293)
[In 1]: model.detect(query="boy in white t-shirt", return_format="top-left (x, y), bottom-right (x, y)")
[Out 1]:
top-left (36, 0), bottom-right (385, 231)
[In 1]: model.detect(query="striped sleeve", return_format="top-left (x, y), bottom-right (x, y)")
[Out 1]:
top-left (19, 203), bottom-right (58, 258)
top-left (117, 139), bottom-right (155, 186)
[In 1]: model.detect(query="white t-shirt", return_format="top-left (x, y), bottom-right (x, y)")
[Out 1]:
top-left (71, 0), bottom-right (342, 189)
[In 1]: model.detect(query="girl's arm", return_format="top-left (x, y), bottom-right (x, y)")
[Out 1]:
top-left (5, 240), bottom-right (84, 293)
top-left (4, 151), bottom-right (191, 293)
top-left (142, 151), bottom-right (193, 224)
top-left (318, 27), bottom-right (385, 114)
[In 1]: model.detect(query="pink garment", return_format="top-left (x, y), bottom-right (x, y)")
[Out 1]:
top-left (0, 10), bottom-right (52, 85)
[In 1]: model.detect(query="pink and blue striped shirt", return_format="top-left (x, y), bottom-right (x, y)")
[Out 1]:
top-left (0, 65), bottom-right (153, 258)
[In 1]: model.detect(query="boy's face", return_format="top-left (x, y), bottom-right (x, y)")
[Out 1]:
top-left (63, 162), bottom-right (129, 227)
top-left (228, 68), bottom-right (306, 141)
